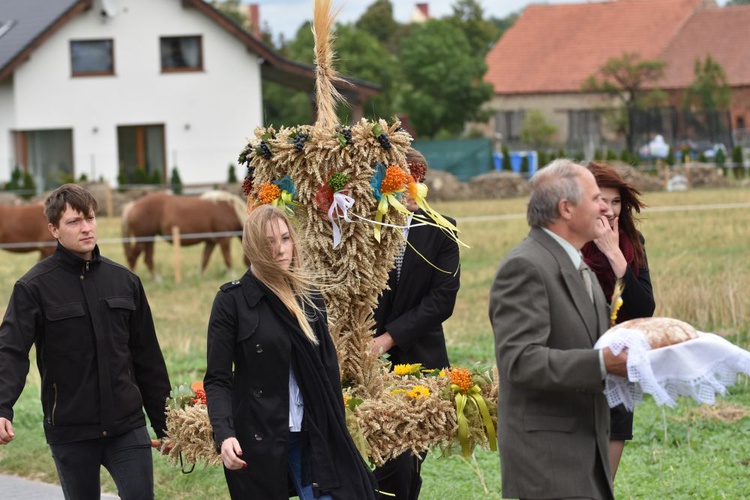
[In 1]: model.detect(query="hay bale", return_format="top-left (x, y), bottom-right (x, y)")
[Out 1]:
top-left (468, 171), bottom-right (531, 199)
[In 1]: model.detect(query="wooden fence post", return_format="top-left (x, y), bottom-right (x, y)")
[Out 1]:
top-left (172, 226), bottom-right (182, 284)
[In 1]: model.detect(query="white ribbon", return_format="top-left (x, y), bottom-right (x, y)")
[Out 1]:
top-left (328, 191), bottom-right (355, 248)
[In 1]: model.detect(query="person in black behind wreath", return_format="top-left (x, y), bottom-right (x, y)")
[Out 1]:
top-left (0, 184), bottom-right (171, 500)
top-left (371, 147), bottom-right (461, 499)
top-left (204, 204), bottom-right (378, 500)
top-left (582, 161), bottom-right (655, 480)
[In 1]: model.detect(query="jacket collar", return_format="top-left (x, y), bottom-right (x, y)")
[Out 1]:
top-left (54, 242), bottom-right (101, 272)
top-left (239, 270), bottom-right (265, 307)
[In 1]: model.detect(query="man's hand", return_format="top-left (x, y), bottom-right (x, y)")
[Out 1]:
top-left (370, 332), bottom-right (395, 355)
top-left (153, 437), bottom-right (173, 455)
top-left (220, 437), bottom-right (247, 470)
top-left (603, 347), bottom-right (629, 378)
top-left (0, 417), bottom-right (15, 445)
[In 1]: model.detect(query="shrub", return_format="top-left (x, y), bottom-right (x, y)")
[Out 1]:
top-left (171, 167), bottom-right (183, 195)
top-left (228, 163), bottom-right (238, 183)
top-left (501, 145), bottom-right (511, 171)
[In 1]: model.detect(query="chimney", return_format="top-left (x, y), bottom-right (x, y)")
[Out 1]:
top-left (247, 3), bottom-right (260, 38)
top-left (411, 3), bottom-right (429, 24)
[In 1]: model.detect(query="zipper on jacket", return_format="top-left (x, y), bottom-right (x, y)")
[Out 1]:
top-left (51, 383), bottom-right (58, 426)
top-left (80, 260), bottom-right (90, 279)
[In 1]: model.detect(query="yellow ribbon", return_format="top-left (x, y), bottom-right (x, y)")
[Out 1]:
top-left (452, 384), bottom-right (497, 457)
top-left (271, 190), bottom-right (295, 216)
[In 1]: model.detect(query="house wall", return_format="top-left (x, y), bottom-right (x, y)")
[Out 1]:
top-left (0, 79), bottom-right (15, 177)
top-left (6, 0), bottom-right (263, 186)
top-left (481, 92), bottom-right (619, 145)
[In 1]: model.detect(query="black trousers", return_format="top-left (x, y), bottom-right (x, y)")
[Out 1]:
top-left (49, 426), bottom-right (154, 500)
top-left (374, 450), bottom-right (426, 500)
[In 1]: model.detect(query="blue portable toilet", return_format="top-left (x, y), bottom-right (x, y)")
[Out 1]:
top-left (493, 151), bottom-right (538, 176)
top-left (510, 151), bottom-right (538, 177)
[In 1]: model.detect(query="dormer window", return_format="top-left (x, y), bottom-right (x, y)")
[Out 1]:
top-left (160, 36), bottom-right (202, 72)
top-left (70, 39), bottom-right (114, 76)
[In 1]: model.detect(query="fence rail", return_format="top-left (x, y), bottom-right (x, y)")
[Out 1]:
top-left (0, 230), bottom-right (243, 250)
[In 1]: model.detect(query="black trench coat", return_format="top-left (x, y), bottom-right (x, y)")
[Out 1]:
top-left (204, 271), bottom-right (376, 499)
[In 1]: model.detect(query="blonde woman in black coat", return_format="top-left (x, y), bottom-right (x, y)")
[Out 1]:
top-left (204, 205), bottom-right (377, 500)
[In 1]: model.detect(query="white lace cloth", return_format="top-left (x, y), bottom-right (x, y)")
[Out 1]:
top-left (594, 328), bottom-right (750, 411)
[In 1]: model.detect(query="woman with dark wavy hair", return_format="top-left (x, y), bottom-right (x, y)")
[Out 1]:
top-left (582, 161), bottom-right (656, 480)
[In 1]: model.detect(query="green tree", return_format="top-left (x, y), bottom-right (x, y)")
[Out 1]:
top-left (520, 110), bottom-right (557, 149)
top-left (582, 52), bottom-right (666, 153)
top-left (355, 0), bottom-right (399, 47)
top-left (489, 12), bottom-right (519, 42)
top-left (399, 19), bottom-right (493, 138)
top-left (666, 146), bottom-right (675, 166)
top-left (448, 0), bottom-right (497, 56)
top-left (726, 0), bottom-right (750, 5)
top-left (261, 23), bottom-right (315, 126)
top-left (501, 145), bottom-right (511, 171)
top-left (334, 24), bottom-right (400, 121)
top-left (5, 167), bottom-right (22, 191)
top-left (210, 0), bottom-right (246, 28)
top-left (681, 55), bottom-right (731, 142)
top-left (171, 167), bottom-right (183, 194)
top-left (732, 145), bottom-right (746, 179)
top-left (228, 163), bottom-right (238, 183)
top-left (682, 55), bottom-right (731, 111)
top-left (20, 171), bottom-right (35, 199)
top-left (520, 154), bottom-right (529, 175)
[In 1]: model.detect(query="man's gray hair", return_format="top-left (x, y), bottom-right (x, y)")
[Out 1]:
top-left (527, 159), bottom-right (584, 228)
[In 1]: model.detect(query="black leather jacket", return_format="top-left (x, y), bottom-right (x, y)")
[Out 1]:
top-left (0, 244), bottom-right (171, 444)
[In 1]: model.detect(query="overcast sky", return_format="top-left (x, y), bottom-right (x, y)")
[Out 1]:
top-left (249, 0), bottom-right (729, 40)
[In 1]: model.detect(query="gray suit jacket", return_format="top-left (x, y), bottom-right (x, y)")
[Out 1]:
top-left (489, 227), bottom-right (614, 500)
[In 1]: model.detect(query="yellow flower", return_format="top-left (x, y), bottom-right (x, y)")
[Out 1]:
top-left (390, 389), bottom-right (406, 395)
top-left (406, 385), bottom-right (430, 399)
top-left (393, 363), bottom-right (422, 376)
top-left (611, 297), bottom-right (624, 326)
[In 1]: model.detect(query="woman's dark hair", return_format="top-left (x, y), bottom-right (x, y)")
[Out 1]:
top-left (586, 161), bottom-right (647, 268)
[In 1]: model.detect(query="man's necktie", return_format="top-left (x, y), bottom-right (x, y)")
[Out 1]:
top-left (578, 262), bottom-right (594, 302)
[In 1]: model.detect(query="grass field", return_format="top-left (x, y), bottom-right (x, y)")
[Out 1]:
top-left (1, 187), bottom-right (750, 499)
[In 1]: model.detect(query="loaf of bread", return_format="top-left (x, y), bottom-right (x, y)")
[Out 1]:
top-left (608, 317), bottom-right (698, 349)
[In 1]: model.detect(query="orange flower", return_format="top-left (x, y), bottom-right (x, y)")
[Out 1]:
top-left (380, 166), bottom-right (410, 194)
top-left (191, 381), bottom-right (204, 393)
top-left (258, 182), bottom-right (281, 204)
top-left (448, 367), bottom-right (473, 393)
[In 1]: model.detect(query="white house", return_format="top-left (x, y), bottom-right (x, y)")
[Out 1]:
top-left (0, 0), bottom-right (378, 190)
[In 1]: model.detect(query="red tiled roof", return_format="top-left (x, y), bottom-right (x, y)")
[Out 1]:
top-left (485, 0), bottom-right (710, 95)
top-left (659, 5), bottom-right (750, 88)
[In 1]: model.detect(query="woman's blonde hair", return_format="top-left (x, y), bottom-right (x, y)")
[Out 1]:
top-left (242, 205), bottom-right (319, 344)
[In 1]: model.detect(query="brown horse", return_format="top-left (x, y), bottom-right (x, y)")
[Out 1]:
top-left (0, 203), bottom-right (56, 259)
top-left (121, 191), bottom-right (248, 279)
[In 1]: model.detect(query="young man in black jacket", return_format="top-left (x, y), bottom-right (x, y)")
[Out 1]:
top-left (0, 184), bottom-right (171, 499)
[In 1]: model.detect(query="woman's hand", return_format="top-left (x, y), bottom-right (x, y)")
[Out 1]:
top-left (220, 437), bottom-right (247, 470)
top-left (593, 216), bottom-right (627, 278)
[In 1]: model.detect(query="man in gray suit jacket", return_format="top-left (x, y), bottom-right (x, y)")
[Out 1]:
top-left (489, 159), bottom-right (629, 500)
